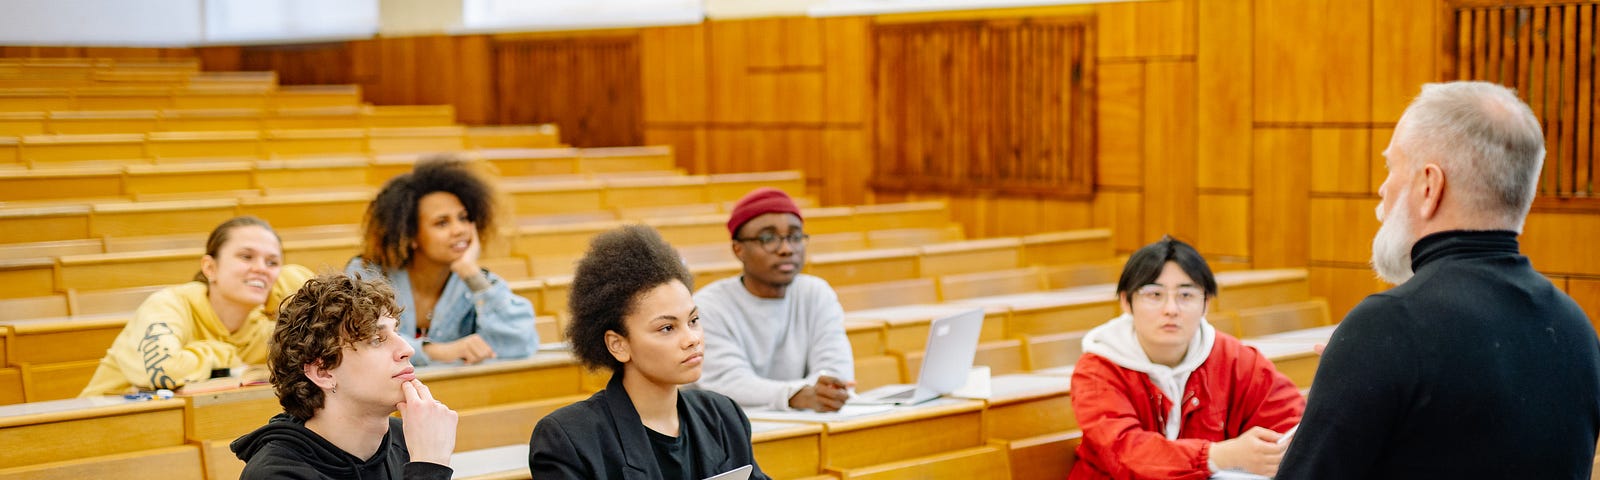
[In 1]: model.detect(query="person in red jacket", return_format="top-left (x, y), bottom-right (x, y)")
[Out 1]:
top-left (1070, 236), bottom-right (1304, 479)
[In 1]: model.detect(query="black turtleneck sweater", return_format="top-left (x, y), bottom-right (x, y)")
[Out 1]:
top-left (1278, 230), bottom-right (1600, 479)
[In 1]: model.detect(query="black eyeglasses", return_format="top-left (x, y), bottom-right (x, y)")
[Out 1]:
top-left (735, 231), bottom-right (809, 253)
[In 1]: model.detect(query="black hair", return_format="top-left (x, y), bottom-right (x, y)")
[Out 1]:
top-left (566, 225), bottom-right (695, 372)
top-left (360, 155), bottom-right (497, 269)
top-left (1116, 235), bottom-right (1217, 310)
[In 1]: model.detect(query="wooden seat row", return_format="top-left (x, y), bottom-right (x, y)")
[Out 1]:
top-left (0, 145), bottom-right (675, 208)
top-left (0, 84), bottom-right (360, 112)
top-left (0, 104), bottom-right (458, 136)
top-left (0, 125), bottom-right (543, 167)
top-left (0, 167), bottom-right (789, 255)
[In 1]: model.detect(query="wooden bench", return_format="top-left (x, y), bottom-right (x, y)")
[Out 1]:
top-left (1234, 298), bottom-right (1331, 338)
top-left (0, 397), bottom-right (190, 470)
top-left (0, 165), bottom-right (126, 201)
top-left (938, 267), bottom-right (1047, 301)
top-left (466, 125), bottom-right (563, 150)
top-left (576, 146), bottom-right (674, 173)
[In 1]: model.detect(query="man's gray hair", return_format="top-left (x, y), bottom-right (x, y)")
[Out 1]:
top-left (1392, 81), bottom-right (1545, 229)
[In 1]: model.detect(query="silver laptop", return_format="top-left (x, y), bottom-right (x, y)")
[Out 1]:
top-left (704, 464), bottom-right (753, 480)
top-left (851, 308), bottom-right (984, 405)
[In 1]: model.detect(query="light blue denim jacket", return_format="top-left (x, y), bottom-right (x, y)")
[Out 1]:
top-left (345, 257), bottom-right (539, 365)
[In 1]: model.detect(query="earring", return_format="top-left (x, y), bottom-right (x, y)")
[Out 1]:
top-left (330, 383), bottom-right (337, 394)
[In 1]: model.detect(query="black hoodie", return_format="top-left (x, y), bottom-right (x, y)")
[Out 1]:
top-left (231, 412), bottom-right (453, 480)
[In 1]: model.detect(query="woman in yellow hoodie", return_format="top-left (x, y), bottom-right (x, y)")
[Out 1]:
top-left (80, 216), bottom-right (315, 397)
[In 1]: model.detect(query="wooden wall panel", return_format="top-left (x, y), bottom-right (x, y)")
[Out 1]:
top-left (1310, 266), bottom-right (1390, 322)
top-left (1093, 191), bottom-right (1144, 253)
top-left (1197, 0), bottom-right (1253, 191)
top-left (1524, 212), bottom-right (1600, 276)
top-left (1097, 0), bottom-right (1197, 60)
top-left (1372, 0), bottom-right (1440, 122)
top-left (494, 36), bottom-right (643, 147)
top-left (1308, 197), bottom-right (1380, 264)
top-left (644, 127), bottom-right (706, 173)
top-left (641, 25), bottom-right (709, 124)
top-left (1371, 127), bottom-right (1394, 192)
top-left (1251, 129), bottom-right (1311, 267)
top-left (1, 47), bottom-right (193, 59)
top-left (239, 42), bottom-right (355, 85)
top-left (193, 46), bottom-right (241, 71)
top-left (707, 19), bottom-right (826, 124)
top-left (1142, 61), bottom-right (1199, 242)
top-left (1309, 128), bottom-right (1372, 194)
top-left (1254, 0), bottom-right (1373, 123)
top-left (822, 17), bottom-right (871, 125)
top-left (1098, 62), bottom-right (1144, 188)
top-left (822, 128), bottom-right (873, 205)
top-left (1197, 193), bottom-right (1250, 258)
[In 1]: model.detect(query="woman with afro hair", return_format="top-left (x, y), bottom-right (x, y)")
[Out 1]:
top-left (347, 156), bottom-right (538, 366)
top-left (528, 225), bottom-right (768, 480)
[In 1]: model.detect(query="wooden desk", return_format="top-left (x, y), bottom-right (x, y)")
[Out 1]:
top-left (752, 421), bottom-right (825, 478)
top-left (0, 396), bottom-right (188, 469)
top-left (817, 398), bottom-right (987, 472)
top-left (984, 374), bottom-right (1077, 480)
top-left (451, 443), bottom-right (531, 480)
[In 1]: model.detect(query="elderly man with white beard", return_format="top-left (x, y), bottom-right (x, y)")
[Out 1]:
top-left (1276, 81), bottom-right (1600, 480)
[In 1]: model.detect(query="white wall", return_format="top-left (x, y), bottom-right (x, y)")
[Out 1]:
top-left (0, 0), bottom-right (202, 46)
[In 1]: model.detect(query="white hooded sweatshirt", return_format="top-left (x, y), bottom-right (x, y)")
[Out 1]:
top-left (1080, 312), bottom-right (1216, 439)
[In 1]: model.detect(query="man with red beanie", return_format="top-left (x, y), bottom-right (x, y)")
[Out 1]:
top-left (690, 187), bottom-right (856, 412)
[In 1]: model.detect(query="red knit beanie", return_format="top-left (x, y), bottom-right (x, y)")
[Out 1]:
top-left (726, 187), bottom-right (803, 236)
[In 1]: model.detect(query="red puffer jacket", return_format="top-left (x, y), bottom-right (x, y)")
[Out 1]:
top-left (1068, 333), bottom-right (1304, 480)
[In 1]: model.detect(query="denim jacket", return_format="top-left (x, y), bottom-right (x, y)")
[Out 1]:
top-left (345, 257), bottom-right (539, 365)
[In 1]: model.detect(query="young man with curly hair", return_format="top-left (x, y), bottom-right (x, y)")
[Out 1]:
top-left (232, 273), bottom-right (459, 480)
top-left (528, 225), bottom-right (768, 480)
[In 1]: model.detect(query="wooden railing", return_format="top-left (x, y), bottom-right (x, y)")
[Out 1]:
top-left (871, 17), bottom-right (1096, 198)
top-left (1447, 1), bottom-right (1597, 200)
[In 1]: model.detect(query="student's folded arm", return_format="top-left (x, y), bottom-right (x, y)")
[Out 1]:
top-left (112, 297), bottom-right (238, 390)
top-left (1070, 362), bottom-right (1212, 480)
top-left (698, 310), bottom-right (808, 410)
top-left (528, 416), bottom-right (590, 479)
top-left (469, 271), bottom-right (540, 358)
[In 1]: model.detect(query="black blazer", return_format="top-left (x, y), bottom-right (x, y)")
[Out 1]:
top-left (528, 371), bottom-right (770, 480)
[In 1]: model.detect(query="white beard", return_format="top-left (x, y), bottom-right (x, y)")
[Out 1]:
top-left (1371, 191), bottom-right (1416, 285)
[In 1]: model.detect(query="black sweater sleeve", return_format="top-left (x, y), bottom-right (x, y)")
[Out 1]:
top-left (403, 462), bottom-right (452, 480)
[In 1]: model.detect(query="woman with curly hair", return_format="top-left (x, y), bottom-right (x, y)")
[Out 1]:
top-left (80, 216), bottom-right (314, 396)
top-left (347, 156), bottom-right (538, 365)
top-left (232, 272), bottom-right (458, 480)
top-left (528, 225), bottom-right (768, 480)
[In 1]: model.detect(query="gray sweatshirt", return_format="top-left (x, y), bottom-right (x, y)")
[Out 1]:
top-left (690, 274), bottom-right (855, 411)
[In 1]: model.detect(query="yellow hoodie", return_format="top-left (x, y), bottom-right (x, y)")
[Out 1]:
top-left (79, 264), bottom-right (315, 397)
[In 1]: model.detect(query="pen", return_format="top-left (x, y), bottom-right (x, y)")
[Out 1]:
top-left (1277, 425), bottom-right (1298, 446)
